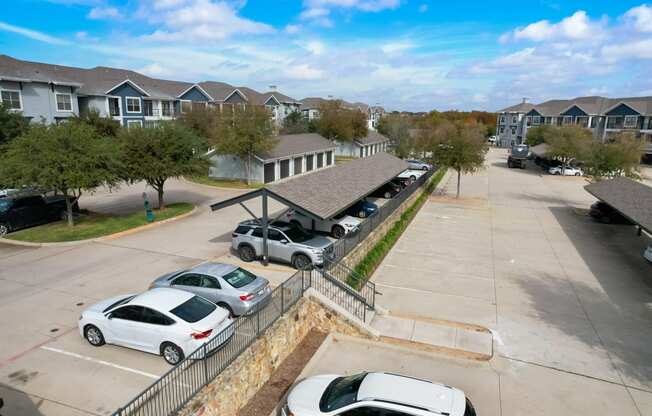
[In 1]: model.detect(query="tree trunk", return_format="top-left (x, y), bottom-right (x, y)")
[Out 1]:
top-left (64, 195), bottom-right (74, 227)
top-left (157, 186), bottom-right (165, 210)
top-left (246, 152), bottom-right (251, 185)
top-left (456, 169), bottom-right (461, 198)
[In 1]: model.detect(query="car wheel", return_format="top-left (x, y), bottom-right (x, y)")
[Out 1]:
top-left (410, 175), bottom-right (417, 181)
top-left (575, 172), bottom-right (581, 176)
top-left (84, 325), bottom-right (105, 346)
top-left (238, 245), bottom-right (256, 262)
top-left (422, 166), bottom-right (428, 171)
top-left (0, 223), bottom-right (9, 237)
top-left (292, 253), bottom-right (313, 270)
top-left (161, 342), bottom-right (184, 365)
top-left (383, 191), bottom-right (392, 199)
top-left (217, 302), bottom-right (235, 318)
top-left (359, 210), bottom-right (367, 218)
top-left (331, 225), bottom-right (345, 239)
top-left (554, 171), bottom-right (561, 175)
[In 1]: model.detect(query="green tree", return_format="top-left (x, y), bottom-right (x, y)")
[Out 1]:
top-left (543, 125), bottom-right (592, 169)
top-left (316, 100), bottom-right (368, 141)
top-left (177, 106), bottom-right (215, 139)
top-left (71, 109), bottom-right (121, 137)
top-left (377, 114), bottom-right (412, 158)
top-left (525, 125), bottom-right (553, 146)
top-left (583, 132), bottom-right (644, 181)
top-left (211, 105), bottom-right (277, 185)
top-left (1, 123), bottom-right (121, 226)
top-left (428, 120), bottom-right (488, 198)
top-left (0, 103), bottom-right (30, 146)
top-left (119, 122), bottom-right (210, 209)
top-left (280, 110), bottom-right (312, 134)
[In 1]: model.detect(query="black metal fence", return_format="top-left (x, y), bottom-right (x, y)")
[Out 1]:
top-left (329, 169), bottom-right (434, 264)
top-left (322, 261), bottom-right (375, 310)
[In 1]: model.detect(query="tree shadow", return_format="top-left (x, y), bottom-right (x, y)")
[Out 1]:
top-left (0, 383), bottom-right (45, 416)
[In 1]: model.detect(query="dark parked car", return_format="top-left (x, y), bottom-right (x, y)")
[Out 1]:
top-left (589, 201), bottom-right (632, 224)
top-left (0, 195), bottom-right (78, 236)
top-left (371, 181), bottom-right (402, 199)
top-left (345, 200), bottom-right (378, 218)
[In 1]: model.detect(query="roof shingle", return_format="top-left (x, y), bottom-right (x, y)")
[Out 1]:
top-left (584, 177), bottom-right (652, 233)
top-left (257, 133), bottom-right (336, 160)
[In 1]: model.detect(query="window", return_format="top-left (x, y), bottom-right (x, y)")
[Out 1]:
top-left (252, 228), bottom-right (263, 238)
top-left (126, 97), bottom-right (141, 113)
top-left (127, 120), bottom-right (143, 128)
top-left (111, 305), bottom-right (144, 322)
top-left (511, 127), bottom-right (516, 135)
top-left (511, 116), bottom-right (517, 124)
top-left (170, 296), bottom-right (217, 323)
top-left (532, 116), bottom-right (541, 125)
top-left (499, 126), bottom-right (505, 134)
top-left (234, 225), bottom-right (252, 235)
top-left (200, 276), bottom-right (221, 289)
top-left (222, 268), bottom-right (257, 288)
top-left (181, 100), bottom-right (192, 113)
top-left (56, 93), bottom-right (73, 111)
top-left (1, 90), bottom-right (21, 110)
top-left (162, 101), bottom-right (172, 117)
top-left (141, 308), bottom-right (175, 325)
top-left (173, 274), bottom-right (202, 287)
top-left (624, 115), bottom-right (638, 128)
top-left (499, 115), bottom-right (505, 124)
top-left (103, 295), bottom-right (136, 313)
top-left (562, 116), bottom-right (573, 125)
top-left (108, 97), bottom-right (120, 116)
top-left (144, 100), bottom-right (153, 116)
top-left (317, 153), bottom-right (324, 168)
top-left (326, 151), bottom-right (333, 165)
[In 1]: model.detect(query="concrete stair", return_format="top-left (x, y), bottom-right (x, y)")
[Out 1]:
top-left (370, 314), bottom-right (493, 360)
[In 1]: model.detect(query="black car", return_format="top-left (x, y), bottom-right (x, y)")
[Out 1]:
top-left (371, 181), bottom-right (402, 199)
top-left (589, 201), bottom-right (632, 224)
top-left (0, 195), bottom-right (78, 236)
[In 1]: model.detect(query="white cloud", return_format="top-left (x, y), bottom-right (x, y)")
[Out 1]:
top-left (300, 0), bottom-right (400, 26)
top-left (305, 40), bottom-right (326, 55)
top-left (285, 24), bottom-right (302, 34)
top-left (602, 38), bottom-right (652, 61)
top-left (88, 7), bottom-right (122, 20)
top-left (502, 11), bottom-right (605, 43)
top-left (381, 41), bottom-right (414, 54)
top-left (140, 0), bottom-right (275, 41)
top-left (0, 21), bottom-right (70, 45)
top-left (284, 64), bottom-right (325, 80)
top-left (418, 4), bottom-right (428, 13)
top-left (624, 4), bottom-right (652, 33)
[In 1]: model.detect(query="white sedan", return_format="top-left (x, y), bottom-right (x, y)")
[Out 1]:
top-left (78, 288), bottom-right (234, 365)
top-left (548, 166), bottom-right (583, 176)
top-left (283, 209), bottom-right (361, 239)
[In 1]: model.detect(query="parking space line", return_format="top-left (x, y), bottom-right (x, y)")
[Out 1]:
top-left (40, 346), bottom-right (160, 380)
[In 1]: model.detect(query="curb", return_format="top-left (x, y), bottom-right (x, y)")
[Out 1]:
top-left (0, 205), bottom-right (199, 248)
top-left (378, 335), bottom-right (493, 361)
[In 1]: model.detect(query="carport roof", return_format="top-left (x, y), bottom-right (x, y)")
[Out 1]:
top-left (267, 152), bottom-right (408, 219)
top-left (530, 143), bottom-right (549, 158)
top-left (584, 177), bottom-right (652, 233)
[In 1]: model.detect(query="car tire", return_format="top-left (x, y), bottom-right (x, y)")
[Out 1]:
top-left (575, 172), bottom-right (581, 176)
top-left (292, 253), bottom-right (313, 270)
top-left (422, 166), bottom-right (428, 171)
top-left (359, 210), bottom-right (367, 218)
top-left (161, 342), bottom-right (184, 365)
top-left (238, 245), bottom-right (256, 262)
top-left (0, 223), bottom-right (10, 237)
top-left (383, 191), bottom-right (392, 199)
top-left (84, 325), bottom-right (105, 347)
top-left (410, 175), bottom-right (417, 181)
top-left (331, 225), bottom-right (345, 239)
top-left (217, 302), bottom-right (235, 318)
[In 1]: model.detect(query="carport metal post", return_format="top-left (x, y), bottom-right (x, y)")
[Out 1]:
top-left (262, 190), bottom-right (269, 266)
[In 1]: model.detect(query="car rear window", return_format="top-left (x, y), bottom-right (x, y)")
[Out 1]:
top-left (170, 296), bottom-right (216, 323)
top-left (223, 267), bottom-right (257, 288)
top-left (103, 295), bottom-right (136, 313)
top-left (319, 373), bottom-right (367, 412)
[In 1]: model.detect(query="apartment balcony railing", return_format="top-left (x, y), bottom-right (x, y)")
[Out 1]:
top-left (144, 109), bottom-right (175, 117)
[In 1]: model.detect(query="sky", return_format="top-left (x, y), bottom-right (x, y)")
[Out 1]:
top-left (1, 0), bottom-right (652, 112)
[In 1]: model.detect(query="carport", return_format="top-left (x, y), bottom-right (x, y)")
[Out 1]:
top-left (585, 177), bottom-right (652, 235)
top-left (210, 152), bottom-right (409, 264)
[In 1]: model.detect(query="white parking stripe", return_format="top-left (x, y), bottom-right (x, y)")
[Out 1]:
top-left (40, 346), bottom-right (160, 380)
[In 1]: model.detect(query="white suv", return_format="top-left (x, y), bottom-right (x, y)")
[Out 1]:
top-left (283, 210), bottom-right (361, 239)
top-left (281, 372), bottom-right (476, 416)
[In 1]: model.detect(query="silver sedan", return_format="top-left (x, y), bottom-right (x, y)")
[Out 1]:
top-left (150, 263), bottom-right (272, 317)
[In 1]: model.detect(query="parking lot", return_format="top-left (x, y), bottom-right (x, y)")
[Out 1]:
top-left (369, 148), bottom-right (652, 413)
top-left (0, 179), bottom-right (298, 416)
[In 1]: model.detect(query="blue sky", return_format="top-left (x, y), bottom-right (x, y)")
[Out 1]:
top-left (1, 0), bottom-right (652, 111)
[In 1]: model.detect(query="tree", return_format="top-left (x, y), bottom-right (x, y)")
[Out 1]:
top-left (316, 100), bottom-right (368, 141)
top-left (428, 120), bottom-right (488, 198)
top-left (119, 122), bottom-right (210, 209)
top-left (210, 105), bottom-right (277, 185)
top-left (543, 125), bottom-right (592, 169)
top-left (525, 125), bottom-right (554, 146)
top-left (280, 110), bottom-right (313, 134)
top-left (377, 114), bottom-right (412, 158)
top-left (583, 132), bottom-right (644, 181)
top-left (0, 103), bottom-right (30, 146)
top-left (71, 109), bottom-right (121, 137)
top-left (177, 106), bottom-right (215, 139)
top-left (0, 123), bottom-right (121, 226)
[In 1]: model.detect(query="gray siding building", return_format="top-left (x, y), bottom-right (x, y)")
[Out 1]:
top-left (335, 131), bottom-right (390, 158)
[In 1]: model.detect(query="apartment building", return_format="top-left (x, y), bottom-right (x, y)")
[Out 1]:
top-left (299, 97), bottom-right (385, 130)
top-left (496, 96), bottom-right (652, 158)
top-left (0, 55), bottom-right (300, 128)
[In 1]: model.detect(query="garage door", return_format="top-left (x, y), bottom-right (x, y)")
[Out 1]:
top-left (326, 151), bottom-right (333, 166)
top-left (306, 155), bottom-right (314, 171)
top-left (280, 159), bottom-right (290, 179)
top-left (294, 157), bottom-right (303, 174)
top-left (264, 163), bottom-right (275, 183)
top-left (317, 153), bottom-right (324, 168)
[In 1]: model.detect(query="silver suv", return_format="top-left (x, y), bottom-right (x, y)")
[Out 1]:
top-left (232, 220), bottom-right (334, 269)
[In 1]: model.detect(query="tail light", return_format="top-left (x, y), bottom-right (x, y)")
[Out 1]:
top-left (191, 329), bottom-right (213, 340)
top-left (239, 293), bottom-right (255, 301)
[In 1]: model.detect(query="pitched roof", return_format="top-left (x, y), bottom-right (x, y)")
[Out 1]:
top-left (585, 177), bottom-right (652, 233)
top-left (199, 81), bottom-right (241, 102)
top-left (300, 97), bottom-right (373, 112)
top-left (498, 102), bottom-right (535, 113)
top-left (355, 131), bottom-right (390, 145)
top-left (257, 133), bottom-right (336, 160)
top-left (267, 152), bottom-right (409, 219)
top-left (300, 97), bottom-right (327, 111)
top-left (0, 54), bottom-right (83, 86)
top-left (501, 95), bottom-right (652, 116)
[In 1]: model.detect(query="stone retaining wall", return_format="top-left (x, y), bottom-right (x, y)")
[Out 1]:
top-left (181, 297), bottom-right (373, 416)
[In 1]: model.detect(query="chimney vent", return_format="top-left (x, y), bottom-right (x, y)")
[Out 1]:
top-left (522, 97), bottom-right (529, 104)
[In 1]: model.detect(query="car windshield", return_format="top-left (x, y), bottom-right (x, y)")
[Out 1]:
top-left (170, 296), bottom-right (217, 323)
top-left (319, 373), bottom-right (367, 412)
top-left (283, 226), bottom-right (312, 243)
top-left (223, 267), bottom-right (257, 288)
top-left (103, 295), bottom-right (136, 313)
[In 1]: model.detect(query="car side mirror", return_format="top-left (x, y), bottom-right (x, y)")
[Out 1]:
top-left (280, 239), bottom-right (288, 244)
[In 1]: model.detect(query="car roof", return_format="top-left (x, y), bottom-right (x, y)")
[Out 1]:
top-left (238, 219), bottom-right (293, 232)
top-left (187, 262), bottom-right (239, 277)
top-left (357, 373), bottom-right (458, 414)
top-left (129, 288), bottom-right (195, 310)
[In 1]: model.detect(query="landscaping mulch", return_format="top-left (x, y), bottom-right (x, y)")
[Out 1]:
top-left (238, 329), bottom-right (328, 416)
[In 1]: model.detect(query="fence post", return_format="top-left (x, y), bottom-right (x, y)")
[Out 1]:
top-left (202, 343), bottom-right (209, 384)
top-left (281, 280), bottom-right (285, 313)
top-left (257, 305), bottom-right (260, 335)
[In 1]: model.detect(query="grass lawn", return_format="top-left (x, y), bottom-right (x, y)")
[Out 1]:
top-left (335, 156), bottom-right (357, 166)
top-left (187, 176), bottom-right (263, 189)
top-left (6, 203), bottom-right (194, 243)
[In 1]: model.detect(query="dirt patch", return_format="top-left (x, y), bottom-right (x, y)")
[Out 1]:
top-left (238, 329), bottom-right (328, 416)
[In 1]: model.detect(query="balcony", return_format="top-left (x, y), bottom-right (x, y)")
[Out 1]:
top-left (144, 108), bottom-right (175, 118)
